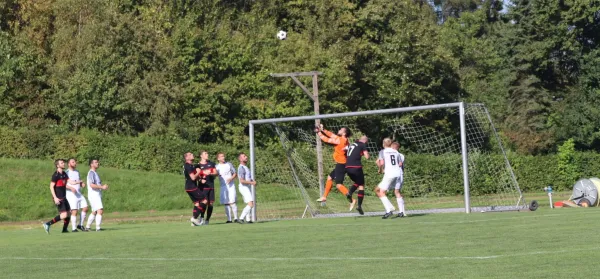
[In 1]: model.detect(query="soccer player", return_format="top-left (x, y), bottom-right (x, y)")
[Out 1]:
top-left (375, 138), bottom-right (404, 219)
top-left (65, 158), bottom-right (89, 232)
top-left (85, 158), bottom-right (109, 231)
top-left (216, 152), bottom-right (238, 223)
top-left (43, 159), bottom-right (72, 234)
top-left (346, 136), bottom-right (370, 215)
top-left (237, 153), bottom-right (256, 223)
top-left (391, 142), bottom-right (406, 217)
top-left (315, 124), bottom-right (352, 204)
top-left (197, 151), bottom-right (218, 225)
top-left (183, 152), bottom-right (207, 226)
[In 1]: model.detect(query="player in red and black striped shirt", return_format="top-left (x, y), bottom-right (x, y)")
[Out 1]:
top-left (43, 159), bottom-right (72, 234)
top-left (184, 152), bottom-right (207, 226)
top-left (345, 136), bottom-right (370, 215)
top-left (197, 150), bottom-right (217, 225)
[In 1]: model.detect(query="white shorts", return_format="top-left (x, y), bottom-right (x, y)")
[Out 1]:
top-left (88, 195), bottom-right (104, 212)
top-left (66, 194), bottom-right (88, 210)
top-left (394, 176), bottom-right (404, 191)
top-left (220, 182), bottom-right (237, 204)
top-left (378, 176), bottom-right (403, 192)
top-left (238, 185), bottom-right (253, 203)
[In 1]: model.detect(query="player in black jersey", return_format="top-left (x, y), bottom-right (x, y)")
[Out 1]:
top-left (345, 136), bottom-right (370, 215)
top-left (43, 159), bottom-right (72, 234)
top-left (197, 151), bottom-right (218, 225)
top-left (183, 152), bottom-right (207, 226)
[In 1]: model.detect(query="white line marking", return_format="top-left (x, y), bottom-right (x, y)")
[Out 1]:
top-left (1, 247), bottom-right (598, 261)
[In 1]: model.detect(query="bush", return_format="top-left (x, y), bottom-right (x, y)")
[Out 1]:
top-left (2, 126), bottom-right (600, 194)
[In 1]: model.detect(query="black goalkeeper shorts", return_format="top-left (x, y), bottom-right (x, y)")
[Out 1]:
top-left (329, 164), bottom-right (346, 184)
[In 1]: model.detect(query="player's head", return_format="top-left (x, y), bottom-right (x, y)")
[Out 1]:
top-left (217, 152), bottom-right (225, 163)
top-left (382, 138), bottom-right (392, 148)
top-left (54, 159), bottom-right (65, 169)
top-left (359, 135), bottom-right (368, 143)
top-left (200, 150), bottom-right (209, 161)
top-left (89, 158), bottom-right (99, 169)
top-left (391, 142), bottom-right (400, 150)
top-left (68, 158), bottom-right (77, 168)
top-left (238, 152), bottom-right (248, 163)
top-left (183, 152), bottom-right (194, 163)
top-left (338, 127), bottom-right (352, 137)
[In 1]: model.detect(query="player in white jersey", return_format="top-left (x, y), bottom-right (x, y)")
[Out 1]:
top-left (375, 138), bottom-right (405, 219)
top-left (237, 153), bottom-right (256, 223)
top-left (381, 142), bottom-right (406, 218)
top-left (86, 158), bottom-right (109, 231)
top-left (216, 152), bottom-right (239, 223)
top-left (65, 158), bottom-right (90, 232)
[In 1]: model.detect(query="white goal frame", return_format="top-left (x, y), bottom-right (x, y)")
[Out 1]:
top-left (248, 102), bottom-right (523, 221)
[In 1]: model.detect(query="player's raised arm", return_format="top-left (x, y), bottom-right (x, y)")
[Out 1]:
top-left (317, 129), bottom-right (341, 145)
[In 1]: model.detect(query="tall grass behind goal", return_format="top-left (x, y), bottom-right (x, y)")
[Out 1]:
top-left (248, 103), bottom-right (525, 221)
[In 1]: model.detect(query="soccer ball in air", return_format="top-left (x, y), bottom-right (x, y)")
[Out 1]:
top-left (277, 30), bottom-right (287, 40)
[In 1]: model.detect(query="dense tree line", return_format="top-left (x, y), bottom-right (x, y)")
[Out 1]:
top-left (0, 0), bottom-right (598, 154)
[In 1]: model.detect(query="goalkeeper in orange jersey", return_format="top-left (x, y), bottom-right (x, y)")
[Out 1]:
top-left (314, 124), bottom-right (353, 204)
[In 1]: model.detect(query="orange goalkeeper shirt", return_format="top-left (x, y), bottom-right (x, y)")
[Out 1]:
top-left (319, 129), bottom-right (348, 164)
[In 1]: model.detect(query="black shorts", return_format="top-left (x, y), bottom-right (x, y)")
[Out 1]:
top-left (202, 187), bottom-right (215, 202)
top-left (346, 167), bottom-right (365, 186)
top-left (328, 163), bottom-right (346, 184)
top-left (186, 188), bottom-right (205, 203)
top-left (56, 199), bottom-right (71, 213)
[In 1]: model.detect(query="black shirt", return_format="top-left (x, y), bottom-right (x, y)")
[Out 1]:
top-left (51, 170), bottom-right (69, 199)
top-left (198, 161), bottom-right (217, 188)
top-left (183, 163), bottom-right (198, 191)
top-left (346, 141), bottom-right (367, 167)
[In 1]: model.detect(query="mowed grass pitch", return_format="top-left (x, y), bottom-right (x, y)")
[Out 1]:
top-left (1, 208), bottom-right (599, 278)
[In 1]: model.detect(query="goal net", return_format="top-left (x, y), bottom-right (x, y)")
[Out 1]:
top-left (248, 103), bottom-right (525, 221)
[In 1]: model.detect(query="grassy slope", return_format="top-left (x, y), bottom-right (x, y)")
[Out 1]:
top-left (0, 208), bottom-right (598, 278)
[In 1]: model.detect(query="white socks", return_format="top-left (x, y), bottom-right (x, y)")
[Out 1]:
top-left (225, 205), bottom-right (232, 221)
top-left (86, 214), bottom-right (96, 229)
top-left (95, 215), bottom-right (102, 230)
top-left (71, 215), bottom-right (77, 230)
top-left (231, 204), bottom-right (238, 220)
top-left (80, 211), bottom-right (87, 227)
top-left (397, 197), bottom-right (405, 213)
top-left (240, 205), bottom-right (252, 221)
top-left (379, 197), bottom-right (395, 213)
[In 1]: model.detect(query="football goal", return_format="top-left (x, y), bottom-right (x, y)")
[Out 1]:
top-left (247, 102), bottom-right (526, 221)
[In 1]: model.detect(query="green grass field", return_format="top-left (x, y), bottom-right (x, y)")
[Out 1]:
top-left (1, 207), bottom-right (598, 278)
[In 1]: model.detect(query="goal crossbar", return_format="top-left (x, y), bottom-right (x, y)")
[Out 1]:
top-left (248, 102), bottom-right (477, 221)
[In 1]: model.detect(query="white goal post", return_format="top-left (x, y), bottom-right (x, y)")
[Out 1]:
top-left (247, 102), bottom-right (526, 221)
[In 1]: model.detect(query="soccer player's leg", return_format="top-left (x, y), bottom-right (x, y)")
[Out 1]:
top-left (60, 200), bottom-right (71, 233)
top-left (238, 186), bottom-right (254, 223)
top-left (79, 198), bottom-right (89, 231)
top-left (87, 196), bottom-right (104, 231)
top-left (188, 190), bottom-right (206, 226)
top-left (333, 164), bottom-right (351, 202)
top-left (377, 177), bottom-right (395, 219)
top-left (228, 184), bottom-right (239, 222)
top-left (67, 196), bottom-right (79, 232)
top-left (317, 170), bottom-right (336, 202)
top-left (204, 189), bottom-right (215, 225)
top-left (348, 168), bottom-right (366, 214)
top-left (44, 200), bottom-right (69, 234)
top-left (394, 178), bottom-right (405, 218)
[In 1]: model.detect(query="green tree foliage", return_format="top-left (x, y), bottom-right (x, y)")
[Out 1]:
top-left (0, 0), bottom-right (599, 155)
